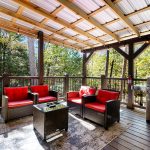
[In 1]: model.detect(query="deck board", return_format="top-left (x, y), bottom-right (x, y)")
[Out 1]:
top-left (102, 106), bottom-right (150, 150)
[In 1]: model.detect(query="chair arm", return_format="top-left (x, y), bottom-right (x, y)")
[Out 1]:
top-left (106, 100), bottom-right (120, 118)
top-left (2, 95), bottom-right (8, 122)
top-left (82, 95), bottom-right (96, 104)
top-left (67, 91), bottom-right (79, 99)
top-left (28, 93), bottom-right (38, 104)
top-left (49, 90), bottom-right (58, 99)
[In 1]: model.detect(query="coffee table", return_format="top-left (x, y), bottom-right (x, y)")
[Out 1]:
top-left (33, 101), bottom-right (68, 140)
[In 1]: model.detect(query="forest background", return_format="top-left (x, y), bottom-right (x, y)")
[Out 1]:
top-left (1, 29), bottom-right (150, 79)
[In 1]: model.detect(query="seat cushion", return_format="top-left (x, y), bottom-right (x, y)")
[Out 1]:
top-left (30, 85), bottom-right (49, 98)
top-left (4, 86), bottom-right (28, 102)
top-left (38, 96), bottom-right (57, 103)
top-left (96, 90), bottom-right (119, 104)
top-left (85, 102), bottom-right (106, 113)
top-left (8, 100), bottom-right (33, 108)
top-left (67, 98), bottom-right (82, 104)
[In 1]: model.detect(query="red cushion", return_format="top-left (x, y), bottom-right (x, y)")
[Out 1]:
top-left (67, 98), bottom-right (82, 104)
top-left (38, 96), bottom-right (57, 103)
top-left (96, 90), bottom-right (119, 104)
top-left (85, 102), bottom-right (105, 113)
top-left (8, 100), bottom-right (33, 108)
top-left (79, 86), bottom-right (90, 97)
top-left (4, 87), bottom-right (28, 102)
top-left (67, 91), bottom-right (79, 98)
top-left (30, 85), bottom-right (49, 98)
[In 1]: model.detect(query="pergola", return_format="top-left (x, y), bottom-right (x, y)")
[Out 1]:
top-left (0, 0), bottom-right (150, 109)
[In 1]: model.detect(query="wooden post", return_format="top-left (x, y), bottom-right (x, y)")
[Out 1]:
top-left (82, 52), bottom-right (86, 85)
top-left (38, 31), bottom-right (44, 85)
top-left (127, 43), bottom-right (134, 109)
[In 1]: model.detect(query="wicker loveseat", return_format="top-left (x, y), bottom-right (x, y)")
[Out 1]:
top-left (2, 86), bottom-right (37, 122)
top-left (83, 89), bottom-right (120, 129)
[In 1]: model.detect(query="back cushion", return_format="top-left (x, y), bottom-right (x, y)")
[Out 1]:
top-left (96, 90), bottom-right (119, 104)
top-left (30, 85), bottom-right (49, 98)
top-left (79, 86), bottom-right (90, 97)
top-left (4, 86), bottom-right (28, 102)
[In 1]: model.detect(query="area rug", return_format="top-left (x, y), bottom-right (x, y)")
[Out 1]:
top-left (0, 113), bottom-right (131, 150)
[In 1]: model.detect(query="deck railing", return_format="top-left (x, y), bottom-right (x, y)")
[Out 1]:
top-left (0, 75), bottom-right (147, 108)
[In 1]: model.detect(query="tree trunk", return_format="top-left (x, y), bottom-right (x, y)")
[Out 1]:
top-left (105, 50), bottom-right (109, 77)
top-left (28, 37), bottom-right (37, 85)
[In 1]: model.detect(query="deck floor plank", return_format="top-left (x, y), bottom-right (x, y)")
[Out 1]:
top-left (103, 106), bottom-right (150, 150)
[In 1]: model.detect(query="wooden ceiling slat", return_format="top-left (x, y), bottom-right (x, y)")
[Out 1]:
top-left (57, 0), bottom-right (119, 41)
top-left (12, 0), bottom-right (105, 44)
top-left (103, 0), bottom-right (139, 36)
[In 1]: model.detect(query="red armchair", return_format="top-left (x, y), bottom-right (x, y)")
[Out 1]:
top-left (2, 86), bottom-right (37, 122)
top-left (83, 89), bottom-right (120, 129)
top-left (67, 86), bottom-right (96, 117)
top-left (30, 85), bottom-right (58, 104)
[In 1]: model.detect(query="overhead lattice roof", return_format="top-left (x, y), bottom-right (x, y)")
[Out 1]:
top-left (0, 0), bottom-right (150, 50)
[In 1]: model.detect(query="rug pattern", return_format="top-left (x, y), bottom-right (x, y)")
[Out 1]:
top-left (0, 113), bottom-right (131, 150)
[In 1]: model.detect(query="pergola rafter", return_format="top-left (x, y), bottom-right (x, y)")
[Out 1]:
top-left (0, 18), bottom-right (81, 50)
top-left (103, 0), bottom-right (139, 36)
top-left (0, 7), bottom-right (92, 49)
top-left (12, 0), bottom-right (105, 45)
top-left (57, 0), bottom-right (119, 41)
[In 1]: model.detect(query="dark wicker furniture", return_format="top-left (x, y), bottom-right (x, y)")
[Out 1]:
top-left (33, 101), bottom-right (68, 140)
top-left (30, 85), bottom-right (58, 104)
top-left (67, 86), bottom-right (96, 117)
top-left (83, 89), bottom-right (120, 129)
top-left (2, 86), bottom-right (37, 122)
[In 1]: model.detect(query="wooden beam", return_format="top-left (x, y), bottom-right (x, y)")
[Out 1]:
top-left (0, 7), bottom-right (89, 48)
top-left (112, 46), bottom-right (129, 59)
top-left (57, 0), bottom-right (119, 41)
top-left (38, 31), bottom-right (44, 85)
top-left (133, 43), bottom-right (150, 59)
top-left (51, 5), bottom-right (64, 15)
top-left (127, 43), bottom-right (134, 109)
top-left (85, 52), bottom-right (94, 63)
top-left (103, 0), bottom-right (139, 36)
top-left (82, 34), bottom-right (150, 52)
top-left (12, 0), bottom-right (105, 44)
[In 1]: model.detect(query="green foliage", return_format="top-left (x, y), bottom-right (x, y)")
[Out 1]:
top-left (44, 43), bottom-right (82, 76)
top-left (0, 30), bottom-right (29, 76)
top-left (135, 47), bottom-right (150, 78)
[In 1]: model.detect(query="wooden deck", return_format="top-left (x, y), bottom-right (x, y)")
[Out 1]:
top-left (103, 106), bottom-right (150, 150)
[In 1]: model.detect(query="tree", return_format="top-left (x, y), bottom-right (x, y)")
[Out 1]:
top-left (0, 29), bottom-right (29, 76)
top-left (44, 43), bottom-right (82, 76)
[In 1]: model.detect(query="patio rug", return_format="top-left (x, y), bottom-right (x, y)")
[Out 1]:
top-left (0, 113), bottom-right (131, 150)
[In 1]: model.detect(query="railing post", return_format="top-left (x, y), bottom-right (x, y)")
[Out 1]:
top-left (64, 74), bottom-right (69, 97)
top-left (101, 75), bottom-right (107, 89)
top-left (146, 77), bottom-right (150, 123)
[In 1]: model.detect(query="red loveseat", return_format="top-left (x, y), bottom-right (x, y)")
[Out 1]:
top-left (2, 86), bottom-right (37, 122)
top-left (83, 89), bottom-right (120, 129)
top-left (67, 86), bottom-right (96, 117)
top-left (30, 85), bottom-right (58, 104)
